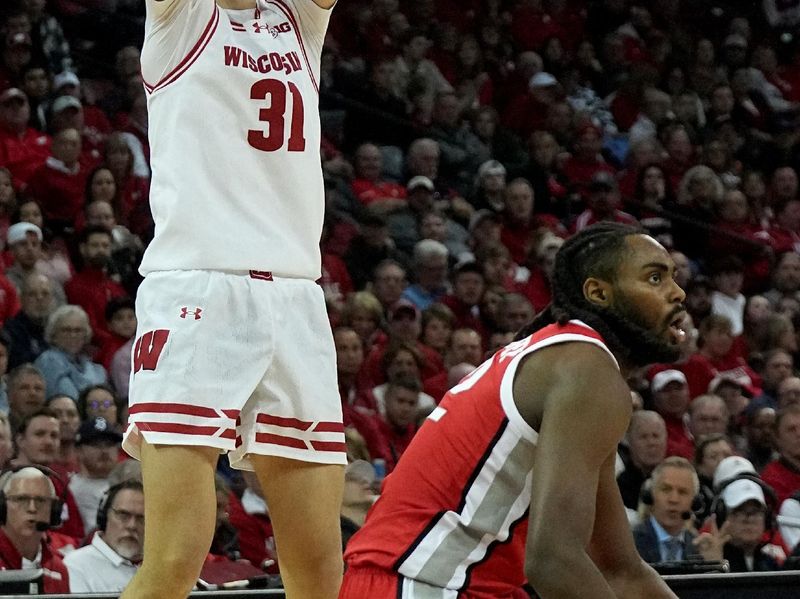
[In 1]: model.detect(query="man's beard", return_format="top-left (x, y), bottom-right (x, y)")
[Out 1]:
top-left (594, 292), bottom-right (682, 367)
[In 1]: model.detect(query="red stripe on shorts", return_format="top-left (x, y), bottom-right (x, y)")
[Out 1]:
top-left (311, 440), bottom-right (347, 453)
top-left (312, 421), bottom-right (345, 433)
top-left (138, 421), bottom-right (235, 437)
top-left (256, 414), bottom-right (312, 430)
top-left (255, 432), bottom-right (307, 449)
top-left (129, 402), bottom-right (238, 420)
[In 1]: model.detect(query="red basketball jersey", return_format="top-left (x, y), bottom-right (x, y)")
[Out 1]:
top-left (343, 320), bottom-right (616, 598)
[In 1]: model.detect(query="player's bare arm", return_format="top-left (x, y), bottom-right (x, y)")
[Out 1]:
top-left (515, 342), bottom-right (632, 598)
top-left (147, 0), bottom-right (337, 21)
top-left (588, 455), bottom-right (678, 598)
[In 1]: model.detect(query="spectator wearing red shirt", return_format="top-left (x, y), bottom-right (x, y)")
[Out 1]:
top-left (350, 143), bottom-right (406, 211)
top-left (334, 327), bottom-right (376, 418)
top-left (561, 123), bottom-right (616, 200)
top-left (103, 133), bottom-right (151, 241)
top-left (517, 232), bottom-right (564, 313)
top-left (767, 198), bottom-right (800, 255)
top-left (681, 314), bottom-right (759, 400)
top-left (440, 260), bottom-right (487, 341)
top-left (0, 88), bottom-right (50, 189)
top-left (0, 269), bottom-right (20, 329)
top-left (761, 405), bottom-right (800, 504)
top-left (93, 297), bottom-right (136, 372)
top-left (0, 466), bottom-right (70, 593)
top-left (26, 127), bottom-right (87, 233)
top-left (51, 71), bottom-right (112, 162)
top-left (226, 471), bottom-right (278, 573)
top-left (572, 171), bottom-right (638, 232)
top-left (650, 369), bottom-right (695, 460)
top-left (368, 376), bottom-right (421, 473)
top-left (64, 226), bottom-right (126, 344)
top-left (502, 71), bottom-right (560, 140)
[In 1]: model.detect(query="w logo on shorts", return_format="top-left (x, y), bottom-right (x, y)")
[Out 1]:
top-left (133, 329), bottom-right (170, 373)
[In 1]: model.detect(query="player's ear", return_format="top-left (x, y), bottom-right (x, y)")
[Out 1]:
top-left (584, 277), bottom-right (612, 308)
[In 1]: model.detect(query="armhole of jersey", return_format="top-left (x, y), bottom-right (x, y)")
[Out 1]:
top-left (142, 0), bottom-right (220, 93)
top-left (498, 332), bottom-right (619, 445)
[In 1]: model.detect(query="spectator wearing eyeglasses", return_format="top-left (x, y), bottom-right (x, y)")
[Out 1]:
top-left (77, 384), bottom-right (119, 428)
top-left (33, 304), bottom-right (107, 400)
top-left (64, 480), bottom-right (144, 593)
top-left (0, 466), bottom-right (69, 592)
top-left (67, 417), bottom-right (123, 532)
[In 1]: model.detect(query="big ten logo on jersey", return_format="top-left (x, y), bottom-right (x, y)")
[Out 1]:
top-left (132, 330), bottom-right (169, 374)
top-left (253, 21), bottom-right (291, 37)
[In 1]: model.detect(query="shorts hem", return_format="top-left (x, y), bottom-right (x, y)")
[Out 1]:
top-left (123, 424), bottom-right (233, 460)
top-left (229, 443), bottom-right (347, 469)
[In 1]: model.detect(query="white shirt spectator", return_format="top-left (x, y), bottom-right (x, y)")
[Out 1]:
top-left (711, 291), bottom-right (746, 335)
top-left (63, 533), bottom-right (138, 593)
top-left (68, 474), bottom-right (109, 531)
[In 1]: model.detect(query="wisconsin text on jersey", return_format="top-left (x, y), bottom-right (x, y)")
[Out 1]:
top-left (224, 46), bottom-right (303, 76)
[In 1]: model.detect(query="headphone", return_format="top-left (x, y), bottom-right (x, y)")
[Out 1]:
top-left (711, 474), bottom-right (778, 532)
top-left (640, 479), bottom-right (705, 520)
top-left (96, 480), bottom-right (144, 532)
top-left (0, 465), bottom-right (65, 530)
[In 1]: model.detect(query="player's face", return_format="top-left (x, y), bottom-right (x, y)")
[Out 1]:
top-left (608, 235), bottom-right (686, 351)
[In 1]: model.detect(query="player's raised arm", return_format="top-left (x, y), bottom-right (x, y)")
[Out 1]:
top-left (517, 342), bottom-right (635, 598)
top-left (146, 0), bottom-right (185, 20)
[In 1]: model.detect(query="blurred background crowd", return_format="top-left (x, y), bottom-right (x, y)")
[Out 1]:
top-left (2, 0), bottom-right (800, 593)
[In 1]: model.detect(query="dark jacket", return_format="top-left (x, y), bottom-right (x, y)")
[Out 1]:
top-left (632, 517), bottom-right (702, 564)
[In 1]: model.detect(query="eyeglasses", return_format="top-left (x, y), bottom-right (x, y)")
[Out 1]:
top-left (58, 326), bottom-right (85, 335)
top-left (6, 495), bottom-right (53, 508)
top-left (109, 508), bottom-right (144, 526)
top-left (89, 399), bottom-right (115, 409)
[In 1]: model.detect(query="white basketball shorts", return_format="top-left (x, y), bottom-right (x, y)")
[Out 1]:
top-left (122, 269), bottom-right (346, 469)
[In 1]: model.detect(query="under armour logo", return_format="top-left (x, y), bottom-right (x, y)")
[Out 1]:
top-left (180, 307), bottom-right (203, 320)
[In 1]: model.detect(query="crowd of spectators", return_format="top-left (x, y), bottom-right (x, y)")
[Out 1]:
top-left (3, 0), bottom-right (800, 593)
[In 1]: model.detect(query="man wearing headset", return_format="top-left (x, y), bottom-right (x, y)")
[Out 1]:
top-left (63, 480), bottom-right (144, 592)
top-left (0, 466), bottom-right (69, 592)
top-left (632, 457), bottom-right (709, 563)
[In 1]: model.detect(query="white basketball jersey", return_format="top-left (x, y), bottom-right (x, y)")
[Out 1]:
top-left (139, 0), bottom-right (331, 278)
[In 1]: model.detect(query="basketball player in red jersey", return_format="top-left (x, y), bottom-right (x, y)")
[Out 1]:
top-left (121, 1), bottom-right (344, 598)
top-left (341, 223), bottom-right (686, 598)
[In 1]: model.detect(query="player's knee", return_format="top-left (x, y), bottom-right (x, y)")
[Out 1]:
top-left (140, 549), bottom-right (207, 589)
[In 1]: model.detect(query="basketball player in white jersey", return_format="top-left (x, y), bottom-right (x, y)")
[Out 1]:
top-left (121, 1), bottom-right (344, 598)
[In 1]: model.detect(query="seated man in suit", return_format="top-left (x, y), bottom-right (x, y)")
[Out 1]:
top-left (633, 457), bottom-right (714, 563)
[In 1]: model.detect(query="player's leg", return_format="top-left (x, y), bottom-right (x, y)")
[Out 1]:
top-left (252, 454), bottom-right (345, 599)
top-left (120, 441), bottom-right (219, 599)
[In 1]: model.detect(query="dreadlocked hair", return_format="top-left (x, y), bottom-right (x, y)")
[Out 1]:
top-left (515, 222), bottom-right (645, 359)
